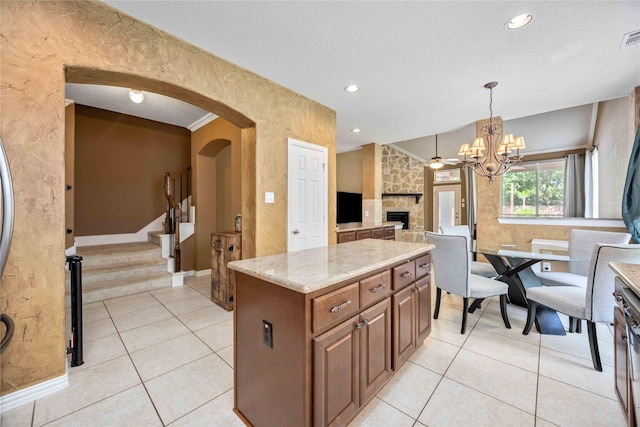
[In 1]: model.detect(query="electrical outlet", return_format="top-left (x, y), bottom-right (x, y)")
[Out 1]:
top-left (542, 262), bottom-right (551, 272)
top-left (263, 320), bottom-right (273, 348)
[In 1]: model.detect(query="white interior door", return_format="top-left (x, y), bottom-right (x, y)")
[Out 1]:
top-left (288, 138), bottom-right (328, 252)
top-left (433, 185), bottom-right (461, 231)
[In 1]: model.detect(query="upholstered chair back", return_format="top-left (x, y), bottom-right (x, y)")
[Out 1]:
top-left (425, 231), bottom-right (470, 298)
top-left (439, 225), bottom-right (473, 253)
top-left (585, 243), bottom-right (640, 323)
top-left (569, 229), bottom-right (631, 276)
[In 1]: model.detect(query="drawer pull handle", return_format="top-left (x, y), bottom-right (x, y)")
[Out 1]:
top-left (355, 319), bottom-right (369, 330)
top-left (330, 300), bottom-right (352, 313)
top-left (419, 263), bottom-right (429, 268)
top-left (401, 272), bottom-right (413, 279)
top-left (370, 284), bottom-right (386, 293)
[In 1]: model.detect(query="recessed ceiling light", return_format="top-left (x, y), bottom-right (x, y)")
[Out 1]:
top-left (344, 84), bottom-right (360, 93)
top-left (128, 89), bottom-right (144, 103)
top-left (351, 128), bottom-right (361, 133)
top-left (506, 13), bottom-right (533, 30)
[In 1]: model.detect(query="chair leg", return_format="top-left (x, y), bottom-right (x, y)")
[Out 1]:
top-left (499, 294), bottom-right (511, 329)
top-left (461, 297), bottom-right (468, 334)
top-left (587, 321), bottom-right (602, 372)
top-left (522, 300), bottom-right (538, 335)
top-left (569, 317), bottom-right (576, 333)
top-left (576, 319), bottom-right (582, 334)
top-left (434, 287), bottom-right (442, 319)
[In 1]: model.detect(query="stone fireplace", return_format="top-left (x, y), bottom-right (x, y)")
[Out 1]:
top-left (386, 211), bottom-right (409, 229)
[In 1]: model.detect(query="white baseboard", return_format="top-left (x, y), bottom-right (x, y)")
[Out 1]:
top-left (0, 372), bottom-right (69, 412)
top-left (195, 269), bottom-right (211, 277)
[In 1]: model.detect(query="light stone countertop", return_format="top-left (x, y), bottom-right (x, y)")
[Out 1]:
top-left (228, 239), bottom-right (434, 294)
top-left (336, 221), bottom-right (402, 232)
top-left (610, 262), bottom-right (640, 296)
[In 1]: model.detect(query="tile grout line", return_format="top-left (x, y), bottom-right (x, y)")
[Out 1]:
top-left (132, 284), bottom-right (232, 425)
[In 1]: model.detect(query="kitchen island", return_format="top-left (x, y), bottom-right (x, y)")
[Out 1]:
top-left (228, 239), bottom-right (434, 427)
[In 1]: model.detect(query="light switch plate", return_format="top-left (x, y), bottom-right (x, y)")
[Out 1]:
top-left (265, 192), bottom-right (274, 203)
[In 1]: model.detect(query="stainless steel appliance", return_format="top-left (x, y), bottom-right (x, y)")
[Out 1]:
top-left (622, 286), bottom-right (640, 426)
top-left (0, 137), bottom-right (15, 353)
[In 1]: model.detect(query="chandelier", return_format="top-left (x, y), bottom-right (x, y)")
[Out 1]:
top-left (458, 82), bottom-right (526, 183)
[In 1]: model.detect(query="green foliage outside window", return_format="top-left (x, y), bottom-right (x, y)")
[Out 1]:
top-left (501, 160), bottom-right (564, 216)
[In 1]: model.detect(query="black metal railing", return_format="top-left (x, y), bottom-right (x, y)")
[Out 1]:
top-left (163, 167), bottom-right (191, 272)
top-left (66, 255), bottom-right (84, 367)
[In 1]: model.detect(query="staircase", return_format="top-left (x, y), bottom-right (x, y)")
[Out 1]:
top-left (67, 168), bottom-right (194, 305)
top-left (70, 242), bottom-right (172, 305)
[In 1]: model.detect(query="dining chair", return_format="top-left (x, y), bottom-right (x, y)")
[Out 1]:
top-left (438, 225), bottom-right (497, 278)
top-left (523, 243), bottom-right (640, 371)
top-left (535, 229), bottom-right (631, 288)
top-left (425, 231), bottom-right (511, 334)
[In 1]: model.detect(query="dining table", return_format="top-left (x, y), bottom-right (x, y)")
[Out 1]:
top-left (477, 245), bottom-right (572, 335)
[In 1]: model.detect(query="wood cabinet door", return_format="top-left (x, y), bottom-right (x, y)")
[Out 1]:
top-left (314, 315), bottom-right (360, 427)
top-left (359, 298), bottom-right (392, 406)
top-left (415, 276), bottom-right (431, 343)
top-left (614, 306), bottom-right (631, 423)
top-left (392, 284), bottom-right (416, 370)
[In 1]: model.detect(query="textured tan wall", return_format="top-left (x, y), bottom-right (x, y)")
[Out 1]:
top-left (593, 96), bottom-right (635, 218)
top-left (336, 150), bottom-right (362, 193)
top-left (215, 146), bottom-right (234, 232)
top-left (1, 0), bottom-right (335, 394)
top-left (362, 144), bottom-right (382, 199)
top-left (74, 105), bottom-right (191, 235)
top-left (192, 118), bottom-right (242, 271)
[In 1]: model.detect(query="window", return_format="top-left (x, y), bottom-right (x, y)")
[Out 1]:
top-left (501, 159), bottom-right (564, 217)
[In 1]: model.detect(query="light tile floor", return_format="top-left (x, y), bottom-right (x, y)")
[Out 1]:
top-left (1, 275), bottom-right (626, 427)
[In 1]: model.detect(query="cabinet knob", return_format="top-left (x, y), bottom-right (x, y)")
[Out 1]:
top-left (293, 229), bottom-right (300, 235)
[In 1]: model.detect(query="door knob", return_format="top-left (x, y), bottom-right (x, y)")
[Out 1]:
top-left (293, 229), bottom-right (300, 234)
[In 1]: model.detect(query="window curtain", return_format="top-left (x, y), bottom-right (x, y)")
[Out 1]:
top-left (622, 123), bottom-right (640, 243)
top-left (584, 148), bottom-right (599, 218)
top-left (563, 153), bottom-right (585, 217)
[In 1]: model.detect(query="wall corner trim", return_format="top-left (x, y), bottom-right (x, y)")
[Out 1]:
top-left (0, 371), bottom-right (69, 412)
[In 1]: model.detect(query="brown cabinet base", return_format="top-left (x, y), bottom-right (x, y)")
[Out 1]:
top-left (234, 251), bottom-right (431, 427)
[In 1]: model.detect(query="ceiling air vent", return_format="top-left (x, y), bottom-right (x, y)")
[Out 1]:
top-left (621, 29), bottom-right (640, 49)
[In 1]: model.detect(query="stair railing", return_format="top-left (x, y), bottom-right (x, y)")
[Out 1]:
top-left (163, 167), bottom-right (191, 272)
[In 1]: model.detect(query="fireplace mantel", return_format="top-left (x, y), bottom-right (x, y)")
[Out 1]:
top-left (382, 193), bottom-right (422, 204)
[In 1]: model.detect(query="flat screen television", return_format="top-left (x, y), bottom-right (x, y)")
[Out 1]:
top-left (337, 191), bottom-right (362, 224)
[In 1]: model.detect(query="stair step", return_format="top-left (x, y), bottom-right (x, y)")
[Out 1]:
top-left (68, 272), bottom-right (173, 306)
top-left (76, 242), bottom-right (161, 267)
top-left (147, 230), bottom-right (164, 245)
top-left (81, 258), bottom-right (167, 284)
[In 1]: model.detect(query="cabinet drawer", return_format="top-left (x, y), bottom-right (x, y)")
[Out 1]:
top-left (337, 231), bottom-right (356, 243)
top-left (415, 254), bottom-right (432, 279)
top-left (313, 283), bottom-right (360, 332)
top-left (360, 271), bottom-right (391, 308)
top-left (372, 228), bottom-right (385, 239)
top-left (384, 227), bottom-right (395, 237)
top-left (356, 230), bottom-right (372, 240)
top-left (392, 261), bottom-right (415, 290)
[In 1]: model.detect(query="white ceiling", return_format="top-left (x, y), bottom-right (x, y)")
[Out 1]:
top-left (65, 83), bottom-right (213, 129)
top-left (83, 1), bottom-right (639, 153)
